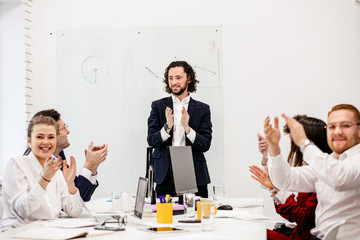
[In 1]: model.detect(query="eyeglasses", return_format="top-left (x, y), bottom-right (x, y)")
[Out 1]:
top-left (59, 124), bottom-right (69, 131)
top-left (101, 215), bottom-right (127, 228)
top-left (325, 121), bottom-right (360, 131)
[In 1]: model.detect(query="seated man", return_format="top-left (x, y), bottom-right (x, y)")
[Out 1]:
top-left (265, 104), bottom-right (360, 240)
top-left (26, 109), bottom-right (108, 201)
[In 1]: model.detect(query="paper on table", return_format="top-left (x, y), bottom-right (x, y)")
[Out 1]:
top-left (234, 214), bottom-right (270, 221)
top-left (11, 227), bottom-right (114, 240)
top-left (40, 218), bottom-right (99, 228)
top-left (161, 232), bottom-right (231, 240)
top-left (215, 210), bottom-right (249, 218)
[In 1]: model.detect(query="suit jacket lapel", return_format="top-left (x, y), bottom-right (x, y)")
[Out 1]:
top-left (188, 97), bottom-right (195, 118)
top-left (166, 96), bottom-right (173, 112)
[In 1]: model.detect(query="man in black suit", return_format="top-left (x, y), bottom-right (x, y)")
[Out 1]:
top-left (29, 109), bottom-right (108, 201)
top-left (147, 61), bottom-right (212, 198)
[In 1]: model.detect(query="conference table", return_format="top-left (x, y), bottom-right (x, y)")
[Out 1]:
top-left (0, 197), bottom-right (267, 239)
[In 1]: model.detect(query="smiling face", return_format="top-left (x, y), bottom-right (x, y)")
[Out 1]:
top-left (168, 66), bottom-right (190, 99)
top-left (28, 124), bottom-right (57, 163)
top-left (327, 109), bottom-right (360, 157)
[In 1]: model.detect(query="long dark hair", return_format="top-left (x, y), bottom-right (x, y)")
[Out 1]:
top-left (284, 115), bottom-right (332, 167)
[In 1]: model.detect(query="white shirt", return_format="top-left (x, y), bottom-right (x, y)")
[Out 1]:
top-left (160, 95), bottom-right (196, 145)
top-left (269, 143), bottom-right (360, 239)
top-left (0, 153), bottom-right (83, 230)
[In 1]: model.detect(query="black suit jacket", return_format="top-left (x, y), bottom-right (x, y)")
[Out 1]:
top-left (59, 151), bottom-right (98, 202)
top-left (147, 96), bottom-right (212, 186)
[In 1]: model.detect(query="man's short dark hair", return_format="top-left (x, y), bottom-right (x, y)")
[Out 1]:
top-left (163, 61), bottom-right (199, 94)
top-left (33, 109), bottom-right (61, 122)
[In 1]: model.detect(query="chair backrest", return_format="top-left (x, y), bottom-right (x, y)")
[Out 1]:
top-left (322, 220), bottom-right (346, 240)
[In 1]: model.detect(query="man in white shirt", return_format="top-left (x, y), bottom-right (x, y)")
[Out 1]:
top-left (147, 61), bottom-right (212, 198)
top-left (29, 109), bottom-right (108, 201)
top-left (265, 104), bottom-right (360, 240)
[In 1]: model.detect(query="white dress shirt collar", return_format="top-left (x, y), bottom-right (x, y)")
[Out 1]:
top-left (171, 94), bottom-right (190, 104)
top-left (331, 143), bottom-right (360, 160)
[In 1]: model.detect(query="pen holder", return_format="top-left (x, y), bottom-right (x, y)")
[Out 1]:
top-left (157, 203), bottom-right (173, 224)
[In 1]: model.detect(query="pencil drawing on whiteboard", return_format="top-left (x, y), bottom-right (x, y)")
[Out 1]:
top-left (81, 55), bottom-right (109, 84)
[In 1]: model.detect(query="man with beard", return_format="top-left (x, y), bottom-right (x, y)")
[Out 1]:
top-left (265, 104), bottom-right (360, 240)
top-left (147, 61), bottom-right (212, 198)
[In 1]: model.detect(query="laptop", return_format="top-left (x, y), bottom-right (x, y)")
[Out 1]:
top-left (169, 146), bottom-right (198, 195)
top-left (134, 177), bottom-right (148, 219)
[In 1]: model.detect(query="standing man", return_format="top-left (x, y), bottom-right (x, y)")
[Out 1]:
top-left (265, 104), bottom-right (360, 240)
top-left (28, 109), bottom-right (108, 202)
top-left (147, 61), bottom-right (212, 198)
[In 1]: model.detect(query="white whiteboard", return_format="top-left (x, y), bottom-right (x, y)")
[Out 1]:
top-left (56, 26), bottom-right (223, 197)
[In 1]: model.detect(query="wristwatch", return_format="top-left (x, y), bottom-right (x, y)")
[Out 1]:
top-left (300, 139), bottom-right (311, 152)
top-left (164, 123), bottom-right (172, 133)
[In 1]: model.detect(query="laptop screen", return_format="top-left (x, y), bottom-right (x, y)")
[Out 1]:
top-left (169, 146), bottom-right (198, 195)
top-left (134, 177), bottom-right (148, 219)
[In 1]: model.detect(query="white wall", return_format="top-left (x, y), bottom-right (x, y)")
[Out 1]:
top-left (0, 2), bottom-right (25, 173)
top-left (8, 0), bottom-right (360, 219)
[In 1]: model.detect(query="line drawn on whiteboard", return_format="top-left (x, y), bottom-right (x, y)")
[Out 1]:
top-left (81, 55), bottom-right (109, 83)
top-left (145, 67), bottom-right (162, 79)
top-left (194, 66), bottom-right (217, 75)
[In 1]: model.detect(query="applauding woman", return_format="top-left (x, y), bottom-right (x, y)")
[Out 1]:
top-left (250, 115), bottom-right (332, 240)
top-left (0, 116), bottom-right (83, 230)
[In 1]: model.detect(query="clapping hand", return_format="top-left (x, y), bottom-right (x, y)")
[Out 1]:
top-left (62, 156), bottom-right (77, 194)
top-left (42, 156), bottom-right (62, 182)
top-left (264, 116), bottom-right (281, 156)
top-left (84, 142), bottom-right (108, 175)
top-left (257, 133), bottom-right (269, 166)
top-left (62, 156), bottom-right (76, 185)
top-left (249, 165), bottom-right (277, 191)
top-left (181, 107), bottom-right (191, 134)
top-left (165, 107), bottom-right (174, 130)
top-left (281, 114), bottom-right (307, 147)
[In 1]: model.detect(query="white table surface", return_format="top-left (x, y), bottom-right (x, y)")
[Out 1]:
top-left (0, 198), bottom-right (266, 240)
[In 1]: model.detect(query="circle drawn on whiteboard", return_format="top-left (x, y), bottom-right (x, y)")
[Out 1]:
top-left (81, 56), bottom-right (108, 83)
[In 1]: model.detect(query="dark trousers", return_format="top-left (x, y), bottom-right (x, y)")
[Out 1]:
top-left (155, 167), bottom-right (208, 198)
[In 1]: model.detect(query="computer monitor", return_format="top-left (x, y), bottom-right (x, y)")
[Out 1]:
top-left (134, 177), bottom-right (148, 219)
top-left (169, 146), bottom-right (198, 196)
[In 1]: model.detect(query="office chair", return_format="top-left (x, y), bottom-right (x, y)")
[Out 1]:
top-left (322, 219), bottom-right (346, 240)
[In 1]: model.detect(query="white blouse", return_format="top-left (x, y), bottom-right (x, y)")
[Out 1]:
top-left (0, 152), bottom-right (83, 230)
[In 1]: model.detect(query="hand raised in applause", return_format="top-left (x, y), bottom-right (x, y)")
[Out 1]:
top-left (84, 142), bottom-right (108, 175)
top-left (62, 156), bottom-right (78, 194)
top-left (181, 107), bottom-right (191, 134)
top-left (264, 116), bottom-right (281, 156)
top-left (42, 156), bottom-right (62, 182)
top-left (257, 133), bottom-right (268, 166)
top-left (281, 114), bottom-right (307, 147)
top-left (249, 165), bottom-right (276, 190)
top-left (165, 107), bottom-right (174, 130)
